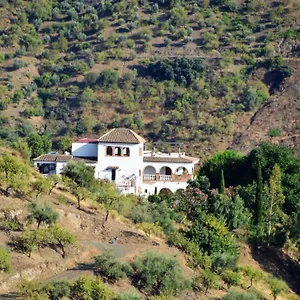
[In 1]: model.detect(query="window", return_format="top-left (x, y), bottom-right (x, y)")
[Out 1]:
top-left (115, 147), bottom-right (122, 156)
top-left (124, 147), bottom-right (130, 156)
top-left (145, 189), bottom-right (148, 193)
top-left (106, 146), bottom-right (113, 156)
top-left (139, 169), bottom-right (141, 176)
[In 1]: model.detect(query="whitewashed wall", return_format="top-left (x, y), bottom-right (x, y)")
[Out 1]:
top-left (142, 181), bottom-right (188, 196)
top-left (72, 143), bottom-right (98, 158)
top-left (96, 143), bottom-right (144, 193)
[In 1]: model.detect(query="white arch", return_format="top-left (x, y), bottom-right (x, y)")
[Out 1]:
top-left (175, 166), bottom-right (189, 175)
top-left (159, 166), bottom-right (172, 175)
top-left (144, 165), bottom-right (157, 175)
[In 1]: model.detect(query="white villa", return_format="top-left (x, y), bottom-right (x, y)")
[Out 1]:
top-left (33, 128), bottom-right (199, 196)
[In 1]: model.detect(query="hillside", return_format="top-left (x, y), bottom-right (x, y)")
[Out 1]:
top-left (0, 142), bottom-right (298, 299)
top-left (0, 0), bottom-right (299, 159)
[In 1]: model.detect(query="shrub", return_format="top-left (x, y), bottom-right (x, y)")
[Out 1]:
top-left (136, 222), bottom-right (164, 237)
top-left (47, 280), bottom-right (70, 300)
top-left (147, 58), bottom-right (205, 86)
top-left (223, 288), bottom-right (258, 300)
top-left (268, 128), bottom-right (281, 137)
top-left (211, 251), bottom-right (239, 274)
top-left (13, 58), bottom-right (26, 70)
top-left (0, 208), bottom-right (23, 232)
top-left (94, 250), bottom-right (132, 282)
top-left (70, 276), bottom-right (115, 300)
top-left (132, 251), bottom-right (190, 295)
top-left (117, 290), bottom-right (141, 300)
top-left (11, 230), bottom-right (40, 257)
top-left (193, 269), bottom-right (218, 294)
top-left (186, 213), bottom-right (239, 256)
top-left (0, 247), bottom-right (11, 273)
top-left (222, 270), bottom-right (241, 288)
top-left (17, 279), bottom-right (49, 300)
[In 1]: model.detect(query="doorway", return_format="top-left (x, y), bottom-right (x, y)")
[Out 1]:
top-left (111, 169), bottom-right (116, 181)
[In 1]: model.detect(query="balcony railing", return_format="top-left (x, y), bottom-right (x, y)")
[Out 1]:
top-left (143, 174), bottom-right (156, 181)
top-left (143, 174), bottom-right (193, 182)
top-left (116, 180), bottom-right (134, 187)
top-left (159, 175), bottom-right (172, 181)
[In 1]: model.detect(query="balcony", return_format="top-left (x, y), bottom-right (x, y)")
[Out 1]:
top-left (143, 174), bottom-right (156, 181)
top-left (159, 175), bottom-right (172, 181)
top-left (143, 174), bottom-right (192, 182)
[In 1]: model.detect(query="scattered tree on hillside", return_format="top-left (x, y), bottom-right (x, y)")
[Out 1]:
top-left (193, 268), bottom-right (218, 294)
top-left (240, 265), bottom-right (264, 289)
top-left (0, 153), bottom-right (30, 195)
top-left (96, 181), bottom-right (121, 222)
top-left (66, 179), bottom-right (89, 209)
top-left (48, 174), bottom-right (61, 195)
top-left (268, 277), bottom-right (288, 300)
top-left (46, 225), bottom-right (77, 258)
top-left (31, 177), bottom-right (51, 199)
top-left (26, 202), bottom-right (58, 228)
top-left (61, 161), bottom-right (95, 189)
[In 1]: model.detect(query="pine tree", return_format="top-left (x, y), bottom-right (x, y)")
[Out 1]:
top-left (255, 157), bottom-right (264, 226)
top-left (219, 169), bottom-right (225, 194)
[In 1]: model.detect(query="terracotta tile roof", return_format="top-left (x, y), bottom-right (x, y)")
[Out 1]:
top-left (33, 154), bottom-right (97, 164)
top-left (143, 156), bottom-right (198, 163)
top-left (76, 138), bottom-right (98, 143)
top-left (98, 128), bottom-right (146, 144)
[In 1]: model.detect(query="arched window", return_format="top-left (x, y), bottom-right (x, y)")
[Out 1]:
top-left (160, 166), bottom-right (172, 175)
top-left (176, 167), bottom-right (188, 175)
top-left (124, 147), bottom-right (130, 157)
top-left (106, 146), bottom-right (113, 156)
top-left (115, 147), bottom-right (122, 156)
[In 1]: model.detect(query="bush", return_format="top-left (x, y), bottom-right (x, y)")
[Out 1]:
top-left (222, 270), bottom-right (241, 288)
top-left (147, 58), bottom-right (205, 86)
top-left (192, 269), bottom-right (218, 294)
top-left (0, 209), bottom-right (23, 232)
top-left (186, 213), bottom-right (239, 256)
top-left (223, 288), bottom-right (258, 300)
top-left (117, 290), bottom-right (141, 300)
top-left (17, 279), bottom-right (49, 300)
top-left (13, 58), bottom-right (26, 70)
top-left (94, 250), bottom-right (132, 282)
top-left (268, 128), bottom-right (281, 137)
top-left (211, 251), bottom-right (239, 274)
top-left (0, 247), bottom-right (11, 273)
top-left (48, 280), bottom-right (70, 300)
top-left (132, 251), bottom-right (190, 295)
top-left (70, 276), bottom-right (115, 300)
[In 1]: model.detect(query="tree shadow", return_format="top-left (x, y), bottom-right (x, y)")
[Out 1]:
top-left (250, 244), bottom-right (300, 295)
top-left (69, 262), bottom-right (94, 271)
top-left (0, 292), bottom-right (20, 299)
